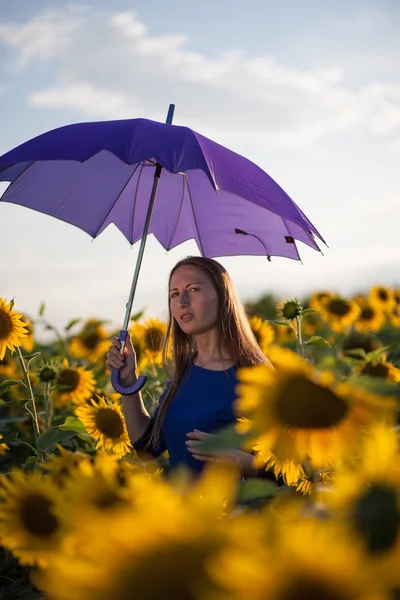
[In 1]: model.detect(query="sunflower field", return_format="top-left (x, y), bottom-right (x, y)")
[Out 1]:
top-left (0, 286), bottom-right (400, 599)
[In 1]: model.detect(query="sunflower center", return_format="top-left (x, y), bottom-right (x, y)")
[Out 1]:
top-left (378, 289), bottom-right (388, 302)
top-left (81, 331), bottom-right (102, 350)
top-left (0, 309), bottom-right (13, 340)
top-left (57, 368), bottom-right (81, 392)
top-left (360, 307), bottom-right (374, 321)
top-left (276, 376), bottom-right (348, 429)
top-left (354, 484), bottom-right (400, 554)
top-left (280, 579), bottom-right (348, 600)
top-left (95, 408), bottom-right (124, 439)
top-left (327, 299), bottom-right (351, 317)
top-left (361, 362), bottom-right (389, 379)
top-left (144, 327), bottom-right (164, 353)
top-left (20, 494), bottom-right (59, 537)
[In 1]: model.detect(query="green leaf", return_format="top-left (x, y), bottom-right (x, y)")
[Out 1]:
top-left (0, 380), bottom-right (20, 397)
top-left (65, 318), bottom-right (80, 332)
top-left (39, 302), bottom-right (46, 316)
top-left (301, 308), bottom-right (319, 318)
top-left (25, 456), bottom-right (38, 472)
top-left (344, 348), bottom-right (367, 359)
top-left (365, 347), bottom-right (390, 364)
top-left (59, 416), bottom-right (88, 434)
top-left (0, 431), bottom-right (19, 443)
top-left (196, 423), bottom-right (248, 452)
top-left (305, 336), bottom-right (331, 349)
top-left (36, 427), bottom-right (77, 453)
top-left (269, 320), bottom-right (291, 327)
top-left (351, 375), bottom-right (400, 397)
top-left (9, 298), bottom-right (15, 310)
top-left (237, 478), bottom-right (277, 503)
top-left (130, 310), bottom-right (145, 322)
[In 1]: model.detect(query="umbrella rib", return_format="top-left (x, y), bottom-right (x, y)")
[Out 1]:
top-left (131, 162), bottom-right (146, 244)
top-left (184, 173), bottom-right (205, 255)
top-left (0, 161), bottom-right (35, 198)
top-left (166, 174), bottom-right (185, 250)
top-left (93, 162), bottom-right (141, 238)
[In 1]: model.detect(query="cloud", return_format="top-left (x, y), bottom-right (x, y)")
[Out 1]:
top-left (0, 5), bottom-right (399, 148)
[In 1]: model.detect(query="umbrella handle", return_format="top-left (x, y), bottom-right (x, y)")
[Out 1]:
top-left (110, 329), bottom-right (147, 395)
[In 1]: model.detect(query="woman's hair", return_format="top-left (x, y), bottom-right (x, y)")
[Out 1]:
top-left (148, 256), bottom-right (271, 449)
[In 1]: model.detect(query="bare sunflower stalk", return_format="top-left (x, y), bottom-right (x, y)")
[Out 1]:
top-left (16, 347), bottom-right (41, 439)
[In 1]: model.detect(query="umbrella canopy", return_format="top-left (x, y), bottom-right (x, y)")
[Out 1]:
top-left (0, 117), bottom-right (324, 261)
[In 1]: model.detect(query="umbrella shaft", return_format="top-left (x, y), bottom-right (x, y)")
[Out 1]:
top-left (122, 163), bottom-right (162, 333)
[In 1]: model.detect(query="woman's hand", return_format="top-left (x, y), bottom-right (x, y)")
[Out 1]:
top-left (186, 430), bottom-right (257, 477)
top-left (105, 334), bottom-right (138, 387)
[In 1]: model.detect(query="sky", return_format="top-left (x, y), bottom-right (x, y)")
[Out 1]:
top-left (0, 0), bottom-right (399, 335)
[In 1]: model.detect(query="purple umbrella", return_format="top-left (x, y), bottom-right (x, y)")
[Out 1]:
top-left (0, 104), bottom-right (325, 395)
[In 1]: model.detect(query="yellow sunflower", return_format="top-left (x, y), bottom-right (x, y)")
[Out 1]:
top-left (128, 321), bottom-right (149, 371)
top-left (0, 469), bottom-right (69, 567)
top-left (53, 358), bottom-right (96, 407)
top-left (328, 424), bottom-right (400, 586)
top-left (248, 316), bottom-right (274, 354)
top-left (69, 319), bottom-right (110, 363)
top-left (353, 299), bottom-right (385, 333)
top-left (0, 355), bottom-right (18, 378)
top-left (369, 285), bottom-right (395, 313)
top-left (388, 296), bottom-right (400, 328)
top-left (75, 395), bottom-right (132, 457)
top-left (0, 298), bottom-right (28, 360)
top-left (235, 346), bottom-right (395, 467)
top-left (36, 464), bottom-right (251, 600)
top-left (308, 290), bottom-right (332, 310)
top-left (141, 317), bottom-right (167, 365)
top-left (212, 517), bottom-right (389, 600)
top-left (250, 432), bottom-right (307, 487)
top-left (273, 323), bottom-right (297, 345)
top-left (360, 359), bottom-right (400, 384)
top-left (41, 444), bottom-right (91, 487)
top-left (320, 295), bottom-right (360, 332)
top-left (20, 315), bottom-right (35, 352)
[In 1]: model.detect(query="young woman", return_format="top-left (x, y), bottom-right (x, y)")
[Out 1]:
top-left (106, 256), bottom-right (272, 478)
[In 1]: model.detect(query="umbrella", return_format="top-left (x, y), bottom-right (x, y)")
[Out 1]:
top-left (0, 104), bottom-right (325, 395)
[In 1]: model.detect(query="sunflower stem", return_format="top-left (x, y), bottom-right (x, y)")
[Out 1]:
top-left (16, 347), bottom-right (41, 440)
top-left (295, 316), bottom-right (304, 358)
top-left (43, 381), bottom-right (52, 429)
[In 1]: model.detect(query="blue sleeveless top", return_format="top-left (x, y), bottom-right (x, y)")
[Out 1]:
top-left (133, 364), bottom-right (238, 474)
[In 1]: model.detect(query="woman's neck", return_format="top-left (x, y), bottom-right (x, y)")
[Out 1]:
top-left (192, 330), bottom-right (233, 370)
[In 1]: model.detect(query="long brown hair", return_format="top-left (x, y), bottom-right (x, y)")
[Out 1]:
top-left (149, 256), bottom-right (271, 449)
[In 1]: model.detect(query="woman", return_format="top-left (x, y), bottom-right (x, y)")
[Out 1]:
top-left (106, 256), bottom-right (272, 478)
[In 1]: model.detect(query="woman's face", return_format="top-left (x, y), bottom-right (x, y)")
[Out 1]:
top-left (169, 265), bottom-right (219, 335)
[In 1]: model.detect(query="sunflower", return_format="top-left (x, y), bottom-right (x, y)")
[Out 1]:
top-left (36, 464), bottom-right (250, 600)
top-left (308, 290), bottom-right (332, 310)
top-left (69, 319), bottom-right (110, 363)
top-left (250, 432), bottom-right (307, 487)
top-left (273, 323), bottom-right (297, 345)
top-left (360, 359), bottom-right (400, 384)
top-left (128, 321), bottom-right (149, 371)
top-left (41, 445), bottom-right (91, 487)
top-left (353, 299), bottom-right (385, 333)
top-left (388, 296), bottom-right (400, 328)
top-left (0, 469), bottom-right (69, 567)
top-left (0, 298), bottom-right (28, 360)
top-left (0, 355), bottom-right (18, 378)
top-left (20, 315), bottom-right (35, 352)
top-left (248, 316), bottom-right (274, 354)
top-left (328, 424), bottom-right (400, 586)
top-left (342, 332), bottom-right (383, 360)
top-left (278, 298), bottom-right (302, 321)
top-left (369, 286), bottom-right (395, 313)
top-left (301, 310), bottom-right (323, 338)
top-left (141, 317), bottom-right (167, 365)
top-left (320, 295), bottom-right (360, 332)
top-left (235, 346), bottom-right (395, 467)
top-left (75, 395), bottom-right (132, 457)
top-left (53, 358), bottom-right (96, 407)
top-left (212, 517), bottom-right (389, 600)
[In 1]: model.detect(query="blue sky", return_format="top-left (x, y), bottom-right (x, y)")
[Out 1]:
top-left (1, 0), bottom-right (399, 332)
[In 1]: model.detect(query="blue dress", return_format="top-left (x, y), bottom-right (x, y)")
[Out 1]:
top-left (132, 363), bottom-right (237, 474)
